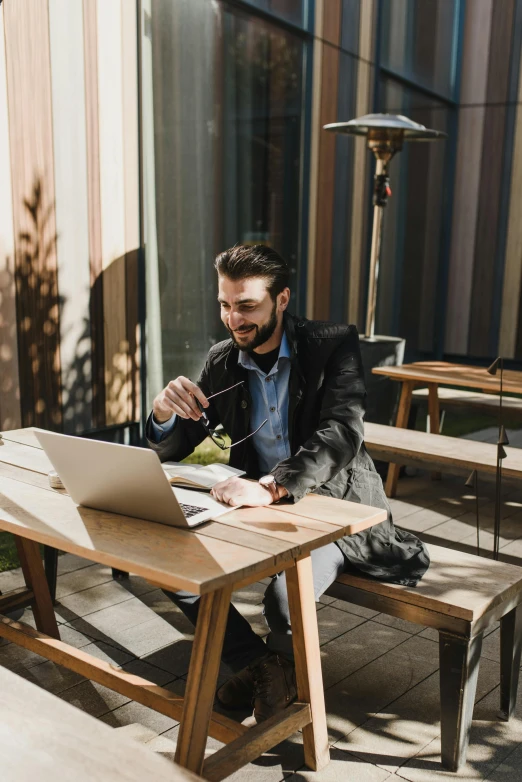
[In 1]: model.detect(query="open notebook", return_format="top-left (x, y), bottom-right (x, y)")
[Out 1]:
top-left (162, 462), bottom-right (245, 490)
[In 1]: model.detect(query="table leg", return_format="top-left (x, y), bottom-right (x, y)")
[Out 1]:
top-left (428, 383), bottom-right (442, 481)
top-left (286, 555), bottom-right (329, 771)
top-left (175, 585), bottom-right (233, 775)
top-left (14, 537), bottom-right (60, 639)
top-left (385, 380), bottom-right (414, 498)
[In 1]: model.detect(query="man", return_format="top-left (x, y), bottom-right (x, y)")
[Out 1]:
top-left (147, 244), bottom-right (429, 723)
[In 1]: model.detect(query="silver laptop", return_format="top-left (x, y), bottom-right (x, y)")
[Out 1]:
top-left (35, 430), bottom-right (236, 528)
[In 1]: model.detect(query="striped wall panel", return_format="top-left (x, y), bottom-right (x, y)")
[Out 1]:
top-left (49, 0), bottom-right (92, 433)
top-left (0, 4), bottom-right (20, 430)
top-left (1, 0), bottom-right (140, 433)
top-left (4, 0), bottom-right (63, 430)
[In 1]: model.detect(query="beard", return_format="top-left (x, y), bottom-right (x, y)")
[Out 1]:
top-left (227, 302), bottom-right (279, 352)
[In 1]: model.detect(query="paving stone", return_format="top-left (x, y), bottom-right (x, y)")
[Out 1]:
top-left (59, 623), bottom-right (105, 649)
top-left (142, 639), bottom-right (202, 678)
top-left (333, 656), bottom-right (501, 773)
top-left (56, 579), bottom-right (136, 618)
top-left (17, 659), bottom-right (85, 694)
top-left (288, 747), bottom-right (392, 782)
top-left (122, 658), bottom-right (177, 686)
top-left (113, 722), bottom-right (159, 743)
top-left (55, 562), bottom-right (114, 599)
top-left (325, 635), bottom-right (439, 744)
top-left (0, 640), bottom-right (48, 671)
top-left (320, 620), bottom-right (412, 689)
top-left (317, 605), bottom-right (366, 646)
top-left (487, 741), bottom-right (522, 781)
top-left (425, 517), bottom-right (483, 544)
top-left (371, 613), bottom-right (423, 635)
top-left (396, 507), bottom-right (456, 535)
top-left (0, 565), bottom-right (24, 592)
top-left (69, 596), bottom-right (187, 656)
top-left (57, 552), bottom-right (94, 574)
top-left (59, 678), bottom-right (130, 717)
top-left (327, 600), bottom-right (379, 619)
top-left (397, 685), bottom-right (522, 782)
top-left (99, 698), bottom-right (179, 735)
top-left (481, 627), bottom-right (500, 663)
top-left (163, 723), bottom-right (305, 780)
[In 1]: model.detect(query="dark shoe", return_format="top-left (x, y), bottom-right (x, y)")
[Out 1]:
top-left (250, 652), bottom-right (297, 723)
top-left (216, 666), bottom-right (255, 711)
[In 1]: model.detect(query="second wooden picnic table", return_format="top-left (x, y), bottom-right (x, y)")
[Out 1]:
top-left (0, 428), bottom-right (386, 780)
top-left (372, 360), bottom-right (522, 496)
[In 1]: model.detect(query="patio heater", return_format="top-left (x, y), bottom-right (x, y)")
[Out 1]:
top-left (324, 113), bottom-right (447, 339)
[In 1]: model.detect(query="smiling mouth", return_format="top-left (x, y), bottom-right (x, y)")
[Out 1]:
top-left (235, 326), bottom-right (255, 335)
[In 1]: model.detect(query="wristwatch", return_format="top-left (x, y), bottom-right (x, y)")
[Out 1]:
top-left (259, 474), bottom-right (280, 503)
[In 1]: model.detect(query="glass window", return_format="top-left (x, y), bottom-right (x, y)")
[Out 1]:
top-left (241, 0), bottom-right (307, 28)
top-left (375, 77), bottom-right (451, 354)
top-left (380, 0), bottom-right (460, 99)
top-left (142, 0), bottom-right (306, 398)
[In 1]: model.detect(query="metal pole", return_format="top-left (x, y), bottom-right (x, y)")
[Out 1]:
top-left (365, 158), bottom-right (385, 339)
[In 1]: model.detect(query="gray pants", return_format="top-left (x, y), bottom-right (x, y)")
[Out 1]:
top-left (164, 542), bottom-right (346, 672)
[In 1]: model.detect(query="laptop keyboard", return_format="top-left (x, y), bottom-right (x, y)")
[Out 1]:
top-left (180, 502), bottom-right (208, 519)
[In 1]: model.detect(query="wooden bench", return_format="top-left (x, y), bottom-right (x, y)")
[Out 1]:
top-left (325, 543), bottom-right (522, 771)
top-left (1, 665), bottom-right (202, 781)
top-left (411, 387), bottom-right (522, 421)
top-left (364, 421), bottom-right (522, 497)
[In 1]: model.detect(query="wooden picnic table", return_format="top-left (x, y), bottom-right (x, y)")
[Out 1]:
top-left (0, 428), bottom-right (386, 780)
top-left (1, 665), bottom-right (203, 781)
top-left (371, 361), bottom-right (522, 496)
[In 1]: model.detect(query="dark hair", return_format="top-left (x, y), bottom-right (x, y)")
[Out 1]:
top-left (214, 244), bottom-right (290, 300)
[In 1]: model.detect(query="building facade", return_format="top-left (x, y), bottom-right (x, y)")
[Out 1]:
top-left (0, 0), bottom-right (521, 434)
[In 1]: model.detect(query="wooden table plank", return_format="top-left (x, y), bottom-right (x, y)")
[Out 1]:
top-left (365, 421), bottom-right (522, 479)
top-left (0, 441), bottom-right (387, 561)
top-left (0, 437), bottom-right (54, 473)
top-left (373, 361), bottom-right (522, 395)
top-left (1, 426), bottom-right (42, 448)
top-left (1, 666), bottom-right (202, 782)
top-left (0, 475), bottom-right (282, 594)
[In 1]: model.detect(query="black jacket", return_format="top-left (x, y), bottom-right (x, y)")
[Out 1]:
top-left (146, 313), bottom-right (429, 586)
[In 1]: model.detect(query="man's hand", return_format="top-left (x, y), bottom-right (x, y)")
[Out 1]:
top-left (152, 377), bottom-right (209, 423)
top-left (211, 477), bottom-right (274, 507)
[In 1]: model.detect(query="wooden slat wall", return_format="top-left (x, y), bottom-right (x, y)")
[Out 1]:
top-left (49, 0), bottom-right (92, 433)
top-left (444, 0), bottom-right (493, 356)
top-left (468, 0), bottom-right (515, 358)
top-left (308, 0), bottom-right (378, 325)
top-left (1, 0), bottom-right (140, 433)
top-left (83, 0), bottom-right (106, 428)
top-left (500, 41), bottom-right (522, 357)
top-left (445, 0), bottom-right (522, 360)
top-left (347, 0), bottom-right (375, 330)
top-left (4, 0), bottom-right (63, 430)
top-left (0, 4), bottom-right (21, 430)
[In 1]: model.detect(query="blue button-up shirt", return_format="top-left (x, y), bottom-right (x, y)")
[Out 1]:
top-left (151, 334), bottom-right (292, 475)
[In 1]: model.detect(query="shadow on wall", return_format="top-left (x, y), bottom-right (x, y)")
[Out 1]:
top-left (14, 177), bottom-right (63, 430)
top-left (1, 176), bottom-right (140, 433)
top-left (0, 254), bottom-right (20, 430)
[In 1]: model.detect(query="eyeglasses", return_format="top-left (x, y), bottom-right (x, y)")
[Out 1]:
top-left (195, 381), bottom-right (267, 450)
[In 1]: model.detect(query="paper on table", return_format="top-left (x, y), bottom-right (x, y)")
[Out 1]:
top-left (162, 462), bottom-right (245, 489)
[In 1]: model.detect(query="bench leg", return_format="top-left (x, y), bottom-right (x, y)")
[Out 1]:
top-left (14, 537), bottom-right (60, 639)
top-left (428, 383), bottom-right (441, 482)
top-left (499, 604), bottom-right (522, 720)
top-left (385, 381), bottom-right (414, 498)
top-left (439, 631), bottom-right (482, 771)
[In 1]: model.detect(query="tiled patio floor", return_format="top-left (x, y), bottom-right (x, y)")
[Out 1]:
top-left (1, 472), bottom-right (522, 781)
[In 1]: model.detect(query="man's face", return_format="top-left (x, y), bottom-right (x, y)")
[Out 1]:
top-left (218, 275), bottom-right (288, 352)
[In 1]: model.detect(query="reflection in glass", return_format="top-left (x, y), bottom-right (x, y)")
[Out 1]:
top-left (380, 0), bottom-right (460, 99)
top-left (143, 0), bottom-right (305, 398)
top-left (376, 78), bottom-right (451, 353)
top-left (242, 0), bottom-right (305, 28)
